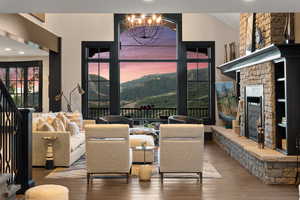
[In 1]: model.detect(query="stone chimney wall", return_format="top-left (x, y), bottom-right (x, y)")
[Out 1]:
top-left (238, 13), bottom-right (294, 148)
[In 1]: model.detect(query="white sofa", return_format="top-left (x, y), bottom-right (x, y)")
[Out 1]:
top-left (85, 124), bottom-right (132, 183)
top-left (159, 124), bottom-right (204, 182)
top-left (32, 112), bottom-right (95, 167)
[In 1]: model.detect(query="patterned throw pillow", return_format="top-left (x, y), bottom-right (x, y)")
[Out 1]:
top-left (37, 121), bottom-right (55, 132)
top-left (67, 122), bottom-right (80, 136)
top-left (65, 112), bottom-right (83, 131)
top-left (56, 112), bottom-right (70, 128)
top-left (52, 118), bottom-right (66, 132)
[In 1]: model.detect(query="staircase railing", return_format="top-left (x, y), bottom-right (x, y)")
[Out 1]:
top-left (0, 79), bottom-right (34, 193)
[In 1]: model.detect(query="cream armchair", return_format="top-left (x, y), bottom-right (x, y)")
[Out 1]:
top-left (159, 124), bottom-right (204, 182)
top-left (85, 124), bottom-right (132, 183)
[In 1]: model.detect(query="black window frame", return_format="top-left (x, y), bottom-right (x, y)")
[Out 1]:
top-left (183, 41), bottom-right (216, 124)
top-left (81, 14), bottom-right (216, 125)
top-left (0, 60), bottom-right (43, 112)
top-left (81, 41), bottom-right (113, 119)
top-left (117, 13), bottom-right (180, 112)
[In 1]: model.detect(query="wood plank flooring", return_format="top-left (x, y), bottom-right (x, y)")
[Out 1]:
top-left (31, 142), bottom-right (298, 200)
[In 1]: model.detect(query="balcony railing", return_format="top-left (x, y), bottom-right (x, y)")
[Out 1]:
top-left (87, 107), bottom-right (209, 121)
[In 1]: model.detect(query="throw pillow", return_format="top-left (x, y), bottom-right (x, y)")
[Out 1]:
top-left (66, 112), bottom-right (83, 131)
top-left (56, 112), bottom-right (70, 128)
top-left (52, 118), bottom-right (66, 132)
top-left (47, 116), bottom-right (56, 124)
top-left (68, 122), bottom-right (80, 136)
top-left (37, 122), bottom-right (55, 132)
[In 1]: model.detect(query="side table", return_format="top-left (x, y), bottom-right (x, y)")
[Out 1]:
top-left (132, 146), bottom-right (157, 181)
top-left (42, 136), bottom-right (57, 170)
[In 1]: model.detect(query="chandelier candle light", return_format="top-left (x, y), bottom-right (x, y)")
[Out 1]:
top-left (125, 14), bottom-right (163, 45)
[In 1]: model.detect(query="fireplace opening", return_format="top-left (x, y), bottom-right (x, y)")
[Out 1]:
top-left (246, 97), bottom-right (262, 141)
top-left (245, 85), bottom-right (264, 142)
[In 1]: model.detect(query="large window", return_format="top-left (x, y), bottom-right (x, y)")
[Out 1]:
top-left (119, 18), bottom-right (178, 110)
top-left (0, 61), bottom-right (43, 111)
top-left (82, 14), bottom-right (215, 124)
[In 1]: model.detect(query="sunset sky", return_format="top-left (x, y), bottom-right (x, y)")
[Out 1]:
top-left (89, 26), bottom-right (208, 83)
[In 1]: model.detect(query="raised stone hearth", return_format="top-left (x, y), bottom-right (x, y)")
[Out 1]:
top-left (212, 126), bottom-right (299, 184)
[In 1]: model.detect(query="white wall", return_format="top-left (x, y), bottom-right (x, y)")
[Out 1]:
top-left (45, 14), bottom-right (114, 111)
top-left (182, 14), bottom-right (239, 125)
top-left (21, 14), bottom-right (115, 112)
top-left (0, 56), bottom-right (50, 112)
top-left (182, 13), bottom-right (239, 81)
top-left (21, 13), bottom-right (239, 117)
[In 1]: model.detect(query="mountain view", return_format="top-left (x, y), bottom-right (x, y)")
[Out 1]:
top-left (88, 24), bottom-right (209, 111)
top-left (88, 68), bottom-right (208, 109)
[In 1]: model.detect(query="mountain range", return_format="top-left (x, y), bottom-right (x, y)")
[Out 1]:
top-left (88, 68), bottom-right (208, 108)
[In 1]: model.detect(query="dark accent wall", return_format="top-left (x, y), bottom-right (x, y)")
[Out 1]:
top-left (49, 38), bottom-right (62, 112)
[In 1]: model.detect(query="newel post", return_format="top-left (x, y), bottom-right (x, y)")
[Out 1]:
top-left (17, 108), bottom-right (35, 194)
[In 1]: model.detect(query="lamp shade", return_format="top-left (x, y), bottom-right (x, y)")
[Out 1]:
top-left (77, 84), bottom-right (85, 95)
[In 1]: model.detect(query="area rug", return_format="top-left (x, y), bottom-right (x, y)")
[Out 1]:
top-left (46, 156), bottom-right (222, 179)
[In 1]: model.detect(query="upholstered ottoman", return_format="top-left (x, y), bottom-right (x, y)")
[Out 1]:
top-left (129, 135), bottom-right (155, 163)
top-left (25, 184), bottom-right (69, 200)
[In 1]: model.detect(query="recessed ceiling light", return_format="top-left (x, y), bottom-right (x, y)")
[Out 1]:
top-left (143, 0), bottom-right (155, 3)
top-left (243, 0), bottom-right (256, 2)
top-left (18, 51), bottom-right (25, 55)
top-left (4, 48), bottom-right (12, 51)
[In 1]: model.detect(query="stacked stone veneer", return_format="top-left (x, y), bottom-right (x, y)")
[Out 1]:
top-left (212, 128), bottom-right (298, 184)
top-left (239, 63), bottom-right (276, 148)
top-left (238, 13), bottom-right (294, 149)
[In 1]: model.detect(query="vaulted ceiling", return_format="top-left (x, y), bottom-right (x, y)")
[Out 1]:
top-left (0, 0), bottom-right (299, 13)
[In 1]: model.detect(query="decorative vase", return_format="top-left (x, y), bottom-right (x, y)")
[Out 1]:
top-left (139, 165), bottom-right (152, 181)
top-left (232, 120), bottom-right (240, 136)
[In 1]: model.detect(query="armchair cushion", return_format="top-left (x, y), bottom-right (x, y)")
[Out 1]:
top-left (85, 124), bottom-right (132, 174)
top-left (159, 124), bottom-right (204, 173)
top-left (85, 124), bottom-right (129, 139)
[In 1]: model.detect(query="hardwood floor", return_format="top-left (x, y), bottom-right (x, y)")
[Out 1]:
top-left (32, 142), bottom-right (298, 200)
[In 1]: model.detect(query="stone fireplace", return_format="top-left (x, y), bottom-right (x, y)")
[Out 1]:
top-left (239, 64), bottom-right (275, 148)
top-left (245, 85), bottom-right (264, 141)
top-left (238, 13), bottom-right (294, 148)
top-left (214, 13), bottom-right (300, 184)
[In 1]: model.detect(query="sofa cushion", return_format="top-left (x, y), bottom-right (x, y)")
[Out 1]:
top-left (70, 132), bottom-right (85, 152)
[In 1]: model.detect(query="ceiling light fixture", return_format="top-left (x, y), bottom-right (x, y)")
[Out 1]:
top-left (18, 51), bottom-right (25, 55)
top-left (243, 0), bottom-right (256, 2)
top-left (143, 0), bottom-right (155, 3)
top-left (4, 48), bottom-right (12, 51)
top-left (125, 13), bottom-right (164, 46)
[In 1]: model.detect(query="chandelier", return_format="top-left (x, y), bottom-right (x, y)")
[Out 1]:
top-left (125, 14), bottom-right (164, 45)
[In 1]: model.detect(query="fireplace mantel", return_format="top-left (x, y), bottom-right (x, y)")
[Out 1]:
top-left (218, 44), bottom-right (300, 76)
